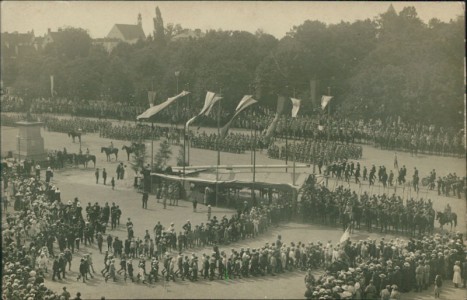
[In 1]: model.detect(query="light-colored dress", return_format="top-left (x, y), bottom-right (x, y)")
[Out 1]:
top-left (452, 265), bottom-right (462, 285)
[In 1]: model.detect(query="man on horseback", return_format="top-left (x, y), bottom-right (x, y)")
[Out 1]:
top-left (110, 141), bottom-right (114, 151)
top-left (85, 148), bottom-right (90, 159)
top-left (444, 203), bottom-right (452, 220)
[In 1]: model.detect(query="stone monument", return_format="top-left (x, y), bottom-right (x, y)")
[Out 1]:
top-left (15, 116), bottom-right (47, 161)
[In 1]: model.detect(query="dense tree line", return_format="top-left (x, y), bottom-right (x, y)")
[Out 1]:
top-left (1, 5), bottom-right (464, 127)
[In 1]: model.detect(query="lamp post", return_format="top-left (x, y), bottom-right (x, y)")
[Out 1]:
top-left (175, 71), bottom-right (180, 128)
top-left (17, 135), bottom-right (21, 160)
top-left (185, 82), bottom-right (191, 166)
top-left (182, 82), bottom-right (190, 178)
top-left (215, 86), bottom-right (222, 207)
top-left (327, 86), bottom-right (331, 141)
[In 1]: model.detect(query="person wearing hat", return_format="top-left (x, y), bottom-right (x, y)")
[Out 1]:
top-left (462, 257), bottom-right (467, 288)
top-left (389, 285), bottom-right (401, 300)
top-left (95, 168), bottom-right (100, 184)
top-left (453, 261), bottom-right (462, 288)
top-left (207, 205), bottom-right (212, 221)
top-left (117, 256), bottom-right (127, 278)
top-left (77, 258), bottom-right (87, 283)
top-left (191, 254), bottom-right (199, 281)
top-left (52, 257), bottom-right (61, 281)
top-left (415, 261), bottom-right (424, 292)
top-left (45, 167), bottom-right (53, 183)
top-left (61, 287), bottom-right (70, 300)
top-left (127, 259), bottom-right (134, 282)
top-left (434, 273), bottom-right (442, 298)
top-left (364, 280), bottom-right (376, 299)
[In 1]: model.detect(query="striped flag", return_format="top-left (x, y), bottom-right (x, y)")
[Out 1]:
top-left (339, 226), bottom-right (351, 243)
top-left (321, 95), bottom-right (333, 110)
top-left (291, 98), bottom-right (301, 118)
top-left (186, 91), bottom-right (222, 128)
top-left (137, 91), bottom-right (190, 120)
top-left (220, 95), bottom-right (257, 139)
top-left (264, 95), bottom-right (287, 140)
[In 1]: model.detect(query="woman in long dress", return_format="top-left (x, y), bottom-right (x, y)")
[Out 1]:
top-left (453, 261), bottom-right (462, 288)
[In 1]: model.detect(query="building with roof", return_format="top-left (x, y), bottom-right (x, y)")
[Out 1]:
top-left (106, 13), bottom-right (145, 44)
top-left (1, 31), bottom-right (36, 58)
top-left (42, 28), bottom-right (65, 49)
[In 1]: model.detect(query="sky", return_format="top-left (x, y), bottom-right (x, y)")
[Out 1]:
top-left (1, 1), bottom-right (464, 39)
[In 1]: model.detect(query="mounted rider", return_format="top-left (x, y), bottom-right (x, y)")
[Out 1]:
top-left (444, 203), bottom-right (452, 219)
top-left (85, 148), bottom-right (90, 158)
top-left (110, 141), bottom-right (114, 151)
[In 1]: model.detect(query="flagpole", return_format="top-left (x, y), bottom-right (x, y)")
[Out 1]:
top-left (327, 86), bottom-right (331, 142)
top-left (216, 88), bottom-right (222, 207)
top-left (292, 88), bottom-right (296, 185)
top-left (151, 122), bottom-right (154, 171)
top-left (187, 83), bottom-right (190, 166)
top-left (253, 120), bottom-right (257, 206)
top-left (285, 116), bottom-right (288, 173)
top-left (175, 71), bottom-right (180, 129)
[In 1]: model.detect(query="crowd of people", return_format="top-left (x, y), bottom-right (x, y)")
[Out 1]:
top-left (303, 231), bottom-right (466, 299)
top-left (268, 140), bottom-right (363, 165)
top-left (1, 158), bottom-right (466, 300)
top-left (0, 157), bottom-right (295, 298)
top-left (2, 94), bottom-right (464, 157)
top-left (2, 160), bottom-right (85, 299)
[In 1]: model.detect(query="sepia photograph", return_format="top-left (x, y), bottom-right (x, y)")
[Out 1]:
top-left (0, 1), bottom-right (465, 299)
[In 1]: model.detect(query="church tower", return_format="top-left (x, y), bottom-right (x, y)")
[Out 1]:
top-left (137, 13), bottom-right (142, 27)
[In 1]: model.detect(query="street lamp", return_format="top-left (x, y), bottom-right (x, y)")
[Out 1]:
top-left (17, 135), bottom-right (21, 160)
top-left (174, 71), bottom-right (180, 127)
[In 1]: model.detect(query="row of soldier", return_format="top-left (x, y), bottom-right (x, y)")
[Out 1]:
top-left (267, 140), bottom-right (362, 165)
top-left (2, 94), bottom-right (464, 156)
top-left (298, 182), bottom-right (438, 236)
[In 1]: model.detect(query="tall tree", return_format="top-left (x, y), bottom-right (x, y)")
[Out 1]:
top-left (153, 6), bottom-right (166, 46)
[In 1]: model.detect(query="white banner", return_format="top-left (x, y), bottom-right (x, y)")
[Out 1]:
top-left (137, 90), bottom-right (190, 120)
top-left (290, 97), bottom-right (301, 118)
top-left (321, 95), bottom-right (333, 110)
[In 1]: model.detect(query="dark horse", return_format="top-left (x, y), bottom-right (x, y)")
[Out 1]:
top-left (436, 211), bottom-right (457, 231)
top-left (101, 147), bottom-right (118, 162)
top-left (122, 145), bottom-right (135, 161)
top-left (53, 151), bottom-right (74, 169)
top-left (68, 131), bottom-right (81, 143)
top-left (74, 154), bottom-right (96, 168)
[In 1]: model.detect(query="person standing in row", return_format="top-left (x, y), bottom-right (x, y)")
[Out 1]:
top-left (142, 192), bottom-right (149, 209)
top-left (95, 168), bottom-right (100, 184)
top-left (103, 168), bottom-right (107, 185)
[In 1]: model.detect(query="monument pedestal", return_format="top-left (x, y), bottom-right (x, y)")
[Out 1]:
top-left (15, 121), bottom-right (47, 161)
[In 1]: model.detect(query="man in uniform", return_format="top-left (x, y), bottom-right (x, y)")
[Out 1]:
top-left (142, 191), bottom-right (148, 209)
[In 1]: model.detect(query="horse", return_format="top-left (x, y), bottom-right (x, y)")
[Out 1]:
top-left (436, 211), bottom-right (457, 231)
top-left (122, 145), bottom-right (135, 161)
top-left (68, 131), bottom-right (81, 143)
top-left (74, 154), bottom-right (96, 168)
top-left (131, 142), bottom-right (145, 151)
top-left (101, 147), bottom-right (118, 162)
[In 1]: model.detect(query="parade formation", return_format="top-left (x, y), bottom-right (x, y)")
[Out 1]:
top-left (1, 2), bottom-right (466, 300)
